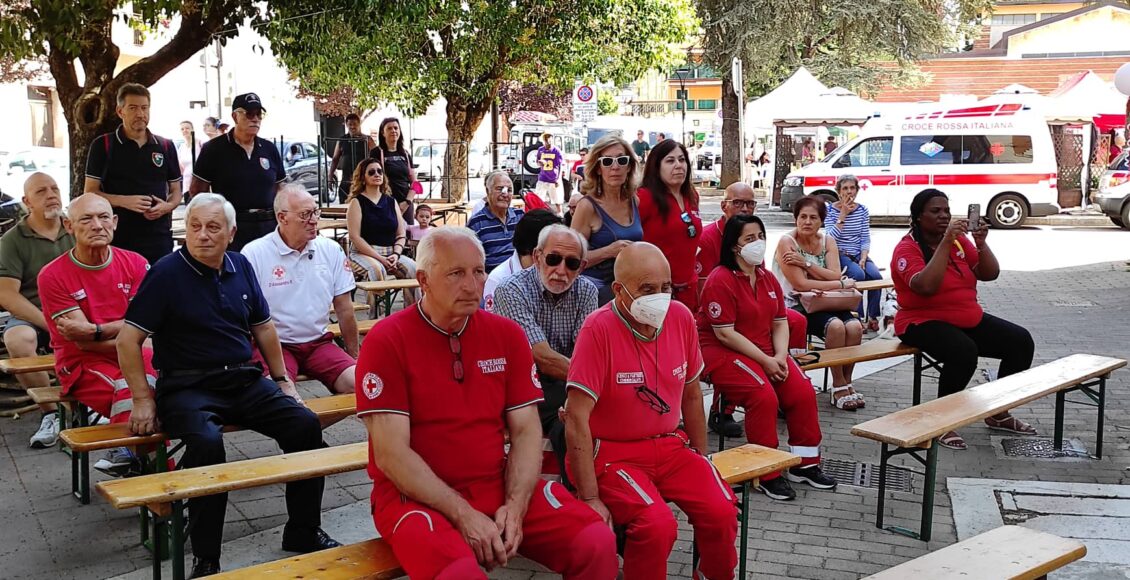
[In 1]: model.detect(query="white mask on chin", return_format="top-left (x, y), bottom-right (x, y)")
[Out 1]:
top-left (625, 289), bottom-right (672, 328)
top-left (739, 240), bottom-right (767, 266)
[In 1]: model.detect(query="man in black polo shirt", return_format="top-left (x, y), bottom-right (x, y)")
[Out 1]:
top-left (84, 83), bottom-right (182, 265)
top-left (328, 113), bottom-right (375, 204)
top-left (117, 193), bottom-right (340, 578)
top-left (189, 92), bottom-right (287, 251)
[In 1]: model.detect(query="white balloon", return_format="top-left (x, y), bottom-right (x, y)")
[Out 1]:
top-left (1115, 63), bottom-right (1130, 96)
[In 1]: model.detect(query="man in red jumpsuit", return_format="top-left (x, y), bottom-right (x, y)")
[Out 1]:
top-left (356, 227), bottom-right (618, 579)
top-left (566, 242), bottom-right (738, 580)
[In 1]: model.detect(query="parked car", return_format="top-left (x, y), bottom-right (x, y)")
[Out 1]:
top-left (1093, 150), bottom-right (1130, 229)
top-left (1, 146), bottom-right (71, 203)
top-left (280, 140), bottom-right (331, 202)
top-left (413, 143), bottom-right (446, 182)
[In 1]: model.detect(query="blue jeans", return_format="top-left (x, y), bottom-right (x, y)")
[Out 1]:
top-left (840, 253), bottom-right (882, 320)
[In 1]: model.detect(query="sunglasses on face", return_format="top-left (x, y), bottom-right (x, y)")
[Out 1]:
top-left (544, 253), bottom-right (582, 271)
top-left (449, 334), bottom-right (464, 383)
top-left (237, 109), bottom-right (265, 120)
top-left (367, 167), bottom-right (384, 176)
top-left (680, 212), bottom-right (697, 238)
top-left (598, 155), bottom-right (631, 167)
top-left (635, 384), bottom-right (671, 415)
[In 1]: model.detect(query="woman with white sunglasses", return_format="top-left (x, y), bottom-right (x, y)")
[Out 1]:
top-left (569, 135), bottom-right (644, 304)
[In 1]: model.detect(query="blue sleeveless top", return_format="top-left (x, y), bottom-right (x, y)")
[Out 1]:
top-left (582, 196), bottom-right (643, 285)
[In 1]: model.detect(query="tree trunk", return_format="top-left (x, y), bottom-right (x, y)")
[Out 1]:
top-left (720, 76), bottom-right (742, 188)
top-left (443, 89), bottom-right (496, 203)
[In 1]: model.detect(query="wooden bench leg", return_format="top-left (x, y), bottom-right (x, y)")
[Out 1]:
top-left (1054, 374), bottom-right (1108, 459)
top-left (875, 440), bottom-right (939, 542)
top-left (69, 402), bottom-right (91, 505)
top-left (690, 480), bottom-right (752, 579)
top-left (913, 353), bottom-right (923, 406)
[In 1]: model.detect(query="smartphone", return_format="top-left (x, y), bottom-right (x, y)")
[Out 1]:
top-left (967, 203), bottom-right (981, 229)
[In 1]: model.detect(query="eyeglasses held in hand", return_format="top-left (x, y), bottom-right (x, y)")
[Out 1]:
top-left (680, 212), bottom-right (697, 238)
top-left (449, 334), bottom-right (464, 383)
top-left (282, 208), bottom-right (321, 222)
top-left (598, 155), bottom-right (631, 167)
top-left (367, 168), bottom-right (384, 176)
top-left (635, 384), bottom-right (671, 415)
top-left (544, 253), bottom-right (582, 271)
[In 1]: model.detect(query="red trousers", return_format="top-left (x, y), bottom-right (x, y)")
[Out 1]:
top-left (716, 309), bottom-right (807, 416)
top-left (578, 435), bottom-right (738, 580)
top-left (60, 350), bottom-right (156, 424)
top-left (705, 349), bottom-right (822, 478)
top-left (371, 478), bottom-right (617, 579)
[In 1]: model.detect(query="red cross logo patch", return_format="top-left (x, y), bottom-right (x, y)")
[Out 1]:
top-left (272, 265), bottom-right (285, 280)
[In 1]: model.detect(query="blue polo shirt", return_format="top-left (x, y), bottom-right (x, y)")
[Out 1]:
top-left (124, 248), bottom-right (271, 372)
top-left (467, 206), bottom-right (524, 272)
top-left (192, 132), bottom-right (286, 212)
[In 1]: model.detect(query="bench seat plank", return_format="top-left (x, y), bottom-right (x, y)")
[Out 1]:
top-left (800, 339), bottom-right (917, 372)
top-left (328, 317), bottom-right (377, 336)
top-left (210, 538), bottom-right (403, 580)
top-left (712, 444), bottom-right (800, 484)
top-left (61, 394), bottom-right (356, 453)
top-left (27, 386), bottom-right (70, 405)
top-left (356, 279), bottom-right (420, 293)
top-left (96, 441), bottom-right (367, 510)
top-left (0, 354), bottom-right (55, 374)
top-left (854, 279), bottom-right (893, 292)
top-left (852, 354), bottom-right (1126, 448)
top-left (864, 525), bottom-right (1086, 580)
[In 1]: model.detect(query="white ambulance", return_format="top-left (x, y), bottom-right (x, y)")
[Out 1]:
top-left (779, 103), bottom-right (1060, 228)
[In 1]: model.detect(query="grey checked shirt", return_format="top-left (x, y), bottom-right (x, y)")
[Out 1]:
top-left (493, 266), bottom-right (598, 357)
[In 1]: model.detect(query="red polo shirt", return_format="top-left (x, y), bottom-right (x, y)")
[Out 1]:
top-left (891, 234), bottom-right (983, 335)
top-left (695, 220), bottom-right (723, 278)
top-left (567, 300), bottom-right (703, 441)
top-left (356, 305), bottom-right (542, 492)
top-left (697, 266), bottom-right (786, 356)
top-left (637, 188), bottom-right (702, 287)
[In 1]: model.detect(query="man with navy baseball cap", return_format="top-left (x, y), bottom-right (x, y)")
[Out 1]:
top-left (189, 92), bottom-right (288, 251)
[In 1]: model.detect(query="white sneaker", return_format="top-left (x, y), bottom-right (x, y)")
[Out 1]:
top-left (29, 413), bottom-right (59, 448)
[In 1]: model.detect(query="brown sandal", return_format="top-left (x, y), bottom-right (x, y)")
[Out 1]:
top-left (938, 430), bottom-right (967, 450)
top-left (984, 414), bottom-right (1037, 435)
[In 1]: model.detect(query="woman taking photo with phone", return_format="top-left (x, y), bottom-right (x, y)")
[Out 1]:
top-left (892, 189), bottom-right (1036, 450)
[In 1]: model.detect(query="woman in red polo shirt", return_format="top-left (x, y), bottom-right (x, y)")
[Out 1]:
top-left (638, 139), bottom-right (702, 311)
top-left (699, 214), bottom-right (837, 501)
top-left (893, 189), bottom-right (1036, 450)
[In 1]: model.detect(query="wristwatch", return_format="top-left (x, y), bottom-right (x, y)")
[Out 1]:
top-left (93, 324), bottom-right (103, 342)
top-left (272, 375), bottom-right (289, 383)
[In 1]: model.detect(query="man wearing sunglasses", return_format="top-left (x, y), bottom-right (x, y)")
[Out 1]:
top-left (242, 185), bottom-right (359, 396)
top-left (190, 92), bottom-right (287, 251)
top-left (697, 182), bottom-right (809, 439)
top-left (494, 224), bottom-right (597, 480)
top-left (483, 209), bottom-right (561, 313)
top-left (355, 227), bottom-right (617, 579)
top-left (565, 242), bottom-right (738, 580)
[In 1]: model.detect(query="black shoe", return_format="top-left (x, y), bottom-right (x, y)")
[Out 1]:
top-left (281, 525), bottom-right (342, 553)
top-left (708, 411), bottom-right (743, 438)
top-left (758, 476), bottom-right (796, 501)
top-left (189, 557), bottom-right (220, 578)
top-left (786, 465), bottom-right (838, 490)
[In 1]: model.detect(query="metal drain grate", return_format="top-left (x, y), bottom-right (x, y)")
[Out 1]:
top-left (999, 437), bottom-right (1089, 459)
top-left (820, 458), bottom-right (915, 492)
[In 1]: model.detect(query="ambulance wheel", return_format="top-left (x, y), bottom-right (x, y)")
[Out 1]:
top-left (814, 191), bottom-right (837, 204)
top-left (1110, 216), bottom-right (1125, 229)
top-left (988, 194), bottom-right (1027, 229)
top-left (1120, 202), bottom-right (1130, 230)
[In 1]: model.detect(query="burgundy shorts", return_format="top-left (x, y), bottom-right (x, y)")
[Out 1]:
top-left (254, 332), bottom-right (355, 389)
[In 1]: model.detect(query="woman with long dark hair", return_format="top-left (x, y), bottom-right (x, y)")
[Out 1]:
top-left (638, 139), bottom-right (702, 311)
top-left (569, 134), bottom-right (643, 303)
top-left (346, 158), bottom-right (417, 308)
top-left (893, 189), bottom-right (1035, 450)
top-left (370, 117), bottom-right (416, 224)
top-left (699, 214), bottom-right (836, 501)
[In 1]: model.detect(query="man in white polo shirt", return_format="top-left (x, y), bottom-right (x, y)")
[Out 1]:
top-left (242, 184), bottom-right (359, 394)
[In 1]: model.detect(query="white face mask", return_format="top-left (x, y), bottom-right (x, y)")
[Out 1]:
top-left (739, 239), bottom-right (767, 266)
top-left (625, 289), bottom-right (672, 328)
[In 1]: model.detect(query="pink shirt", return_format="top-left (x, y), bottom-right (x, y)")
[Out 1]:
top-left (567, 300), bottom-right (703, 441)
top-left (407, 225), bottom-right (432, 241)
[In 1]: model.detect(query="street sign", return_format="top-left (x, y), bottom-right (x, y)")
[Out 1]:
top-left (573, 82), bottom-right (598, 123)
top-left (731, 56), bottom-right (743, 98)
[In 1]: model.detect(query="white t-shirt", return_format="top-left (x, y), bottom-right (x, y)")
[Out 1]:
top-left (482, 251), bottom-right (524, 312)
top-left (242, 230), bottom-right (356, 344)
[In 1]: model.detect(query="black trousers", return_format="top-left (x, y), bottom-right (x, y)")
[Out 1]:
top-left (232, 218), bottom-right (277, 252)
top-left (156, 368), bottom-right (326, 559)
top-left (899, 313), bottom-right (1035, 398)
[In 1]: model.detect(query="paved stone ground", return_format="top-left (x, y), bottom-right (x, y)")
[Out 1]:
top-left (1, 260), bottom-right (1128, 579)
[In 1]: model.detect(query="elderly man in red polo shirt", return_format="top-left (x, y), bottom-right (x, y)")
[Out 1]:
top-left (566, 242), bottom-right (738, 580)
top-left (355, 227), bottom-right (617, 579)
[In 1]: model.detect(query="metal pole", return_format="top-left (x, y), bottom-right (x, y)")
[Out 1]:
top-left (491, 98), bottom-right (500, 170)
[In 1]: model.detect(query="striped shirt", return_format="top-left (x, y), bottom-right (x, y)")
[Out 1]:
top-left (824, 203), bottom-right (871, 257)
top-left (467, 206), bottom-right (524, 272)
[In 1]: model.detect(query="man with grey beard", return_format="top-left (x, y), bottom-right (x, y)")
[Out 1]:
top-left (0, 172), bottom-right (75, 448)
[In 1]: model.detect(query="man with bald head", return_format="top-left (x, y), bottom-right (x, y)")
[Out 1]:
top-left (0, 172), bottom-right (75, 448)
top-left (356, 227), bottom-right (617, 579)
top-left (38, 193), bottom-right (155, 475)
top-left (696, 182), bottom-right (806, 438)
top-left (566, 242), bottom-right (738, 580)
top-left (242, 184), bottom-right (358, 394)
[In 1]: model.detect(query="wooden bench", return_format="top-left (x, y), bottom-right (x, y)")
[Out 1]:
top-left (194, 443), bottom-right (797, 580)
top-left (60, 393), bottom-right (356, 505)
top-left (357, 279), bottom-right (421, 317)
top-left (855, 278), bottom-right (894, 292)
top-left (851, 353), bottom-right (1125, 541)
top-left (864, 525), bottom-right (1086, 579)
top-left (97, 442), bottom-right (369, 580)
